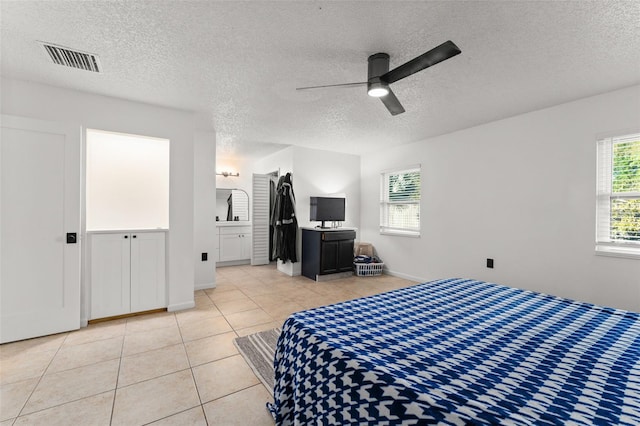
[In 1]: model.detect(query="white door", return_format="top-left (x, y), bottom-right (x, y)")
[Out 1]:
top-left (90, 232), bottom-right (131, 319)
top-left (130, 232), bottom-right (166, 313)
top-left (252, 173), bottom-right (270, 265)
top-left (1, 115), bottom-right (81, 343)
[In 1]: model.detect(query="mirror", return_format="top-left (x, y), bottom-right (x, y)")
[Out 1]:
top-left (216, 188), bottom-right (249, 221)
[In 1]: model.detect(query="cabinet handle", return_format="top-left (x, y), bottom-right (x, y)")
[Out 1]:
top-left (124, 235), bottom-right (128, 239)
top-left (132, 235), bottom-right (137, 238)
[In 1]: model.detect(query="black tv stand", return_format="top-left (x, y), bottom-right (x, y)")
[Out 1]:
top-left (302, 228), bottom-right (356, 281)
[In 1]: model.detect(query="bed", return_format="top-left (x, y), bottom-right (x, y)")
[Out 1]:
top-left (268, 278), bottom-right (640, 425)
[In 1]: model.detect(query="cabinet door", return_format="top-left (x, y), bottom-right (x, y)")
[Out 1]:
top-left (130, 232), bottom-right (166, 312)
top-left (337, 239), bottom-right (354, 272)
top-left (320, 241), bottom-right (339, 274)
top-left (240, 233), bottom-right (252, 259)
top-left (90, 233), bottom-right (131, 319)
top-left (219, 233), bottom-right (244, 261)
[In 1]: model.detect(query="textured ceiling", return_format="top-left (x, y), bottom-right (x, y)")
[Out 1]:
top-left (1, 1), bottom-right (639, 159)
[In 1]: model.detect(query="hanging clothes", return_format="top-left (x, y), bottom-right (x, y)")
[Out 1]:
top-left (271, 172), bottom-right (298, 263)
top-left (226, 194), bottom-right (233, 221)
top-left (269, 176), bottom-right (278, 261)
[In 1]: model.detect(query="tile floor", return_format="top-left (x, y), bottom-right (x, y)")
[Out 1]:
top-left (0, 264), bottom-right (416, 425)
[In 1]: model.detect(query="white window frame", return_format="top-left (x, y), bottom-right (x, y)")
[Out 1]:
top-left (595, 132), bottom-right (640, 259)
top-left (380, 165), bottom-right (421, 237)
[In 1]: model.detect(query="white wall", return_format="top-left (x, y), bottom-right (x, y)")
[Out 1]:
top-left (253, 146), bottom-right (361, 276)
top-left (194, 131), bottom-right (216, 289)
top-left (292, 147), bottom-right (360, 231)
top-left (360, 85), bottom-right (640, 312)
top-left (1, 77), bottom-right (202, 319)
top-left (216, 155), bottom-right (253, 196)
top-left (252, 147), bottom-right (294, 181)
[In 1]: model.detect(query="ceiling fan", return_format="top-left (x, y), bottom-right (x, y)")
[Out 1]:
top-left (296, 40), bottom-right (461, 116)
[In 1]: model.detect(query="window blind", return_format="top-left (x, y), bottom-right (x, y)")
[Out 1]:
top-left (380, 166), bottom-right (421, 236)
top-left (596, 133), bottom-right (640, 254)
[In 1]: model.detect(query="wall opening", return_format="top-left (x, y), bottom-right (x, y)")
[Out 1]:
top-left (86, 129), bottom-right (169, 230)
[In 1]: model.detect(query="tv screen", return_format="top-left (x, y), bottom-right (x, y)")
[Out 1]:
top-left (310, 197), bottom-right (345, 222)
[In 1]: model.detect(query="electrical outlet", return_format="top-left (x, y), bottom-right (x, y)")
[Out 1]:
top-left (201, 252), bottom-right (208, 261)
top-left (486, 258), bottom-right (494, 269)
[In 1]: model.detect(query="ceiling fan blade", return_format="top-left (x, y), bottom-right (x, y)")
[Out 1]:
top-left (380, 88), bottom-right (405, 116)
top-left (381, 40), bottom-right (461, 84)
top-left (296, 82), bottom-right (367, 91)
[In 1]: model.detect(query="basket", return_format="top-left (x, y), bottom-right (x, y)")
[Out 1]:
top-left (354, 262), bottom-right (384, 277)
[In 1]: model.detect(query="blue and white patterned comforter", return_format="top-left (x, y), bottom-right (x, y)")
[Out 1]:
top-left (268, 278), bottom-right (640, 425)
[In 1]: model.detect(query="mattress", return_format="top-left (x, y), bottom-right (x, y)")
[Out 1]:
top-left (268, 278), bottom-right (640, 425)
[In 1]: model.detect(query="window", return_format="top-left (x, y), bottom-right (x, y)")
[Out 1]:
top-left (380, 165), bottom-right (421, 236)
top-left (596, 133), bottom-right (640, 258)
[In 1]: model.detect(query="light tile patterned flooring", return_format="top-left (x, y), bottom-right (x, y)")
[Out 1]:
top-left (0, 264), bottom-right (416, 425)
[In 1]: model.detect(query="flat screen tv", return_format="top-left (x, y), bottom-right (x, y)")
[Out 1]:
top-left (310, 197), bottom-right (345, 228)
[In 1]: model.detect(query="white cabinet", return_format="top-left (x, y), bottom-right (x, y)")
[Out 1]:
top-left (130, 232), bottom-right (167, 312)
top-left (217, 225), bottom-right (251, 263)
top-left (90, 231), bottom-right (166, 319)
top-left (90, 233), bottom-right (130, 319)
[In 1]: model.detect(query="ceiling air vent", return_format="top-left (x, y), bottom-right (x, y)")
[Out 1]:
top-left (39, 42), bottom-right (101, 73)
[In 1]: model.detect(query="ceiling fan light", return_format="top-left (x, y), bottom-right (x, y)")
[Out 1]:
top-left (367, 81), bottom-right (389, 97)
top-left (368, 87), bottom-right (389, 97)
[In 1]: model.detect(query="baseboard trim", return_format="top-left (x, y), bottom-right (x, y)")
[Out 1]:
top-left (216, 259), bottom-right (250, 267)
top-left (384, 268), bottom-right (425, 283)
top-left (88, 308), bottom-right (167, 325)
top-left (195, 282), bottom-right (216, 291)
top-left (167, 301), bottom-right (195, 312)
